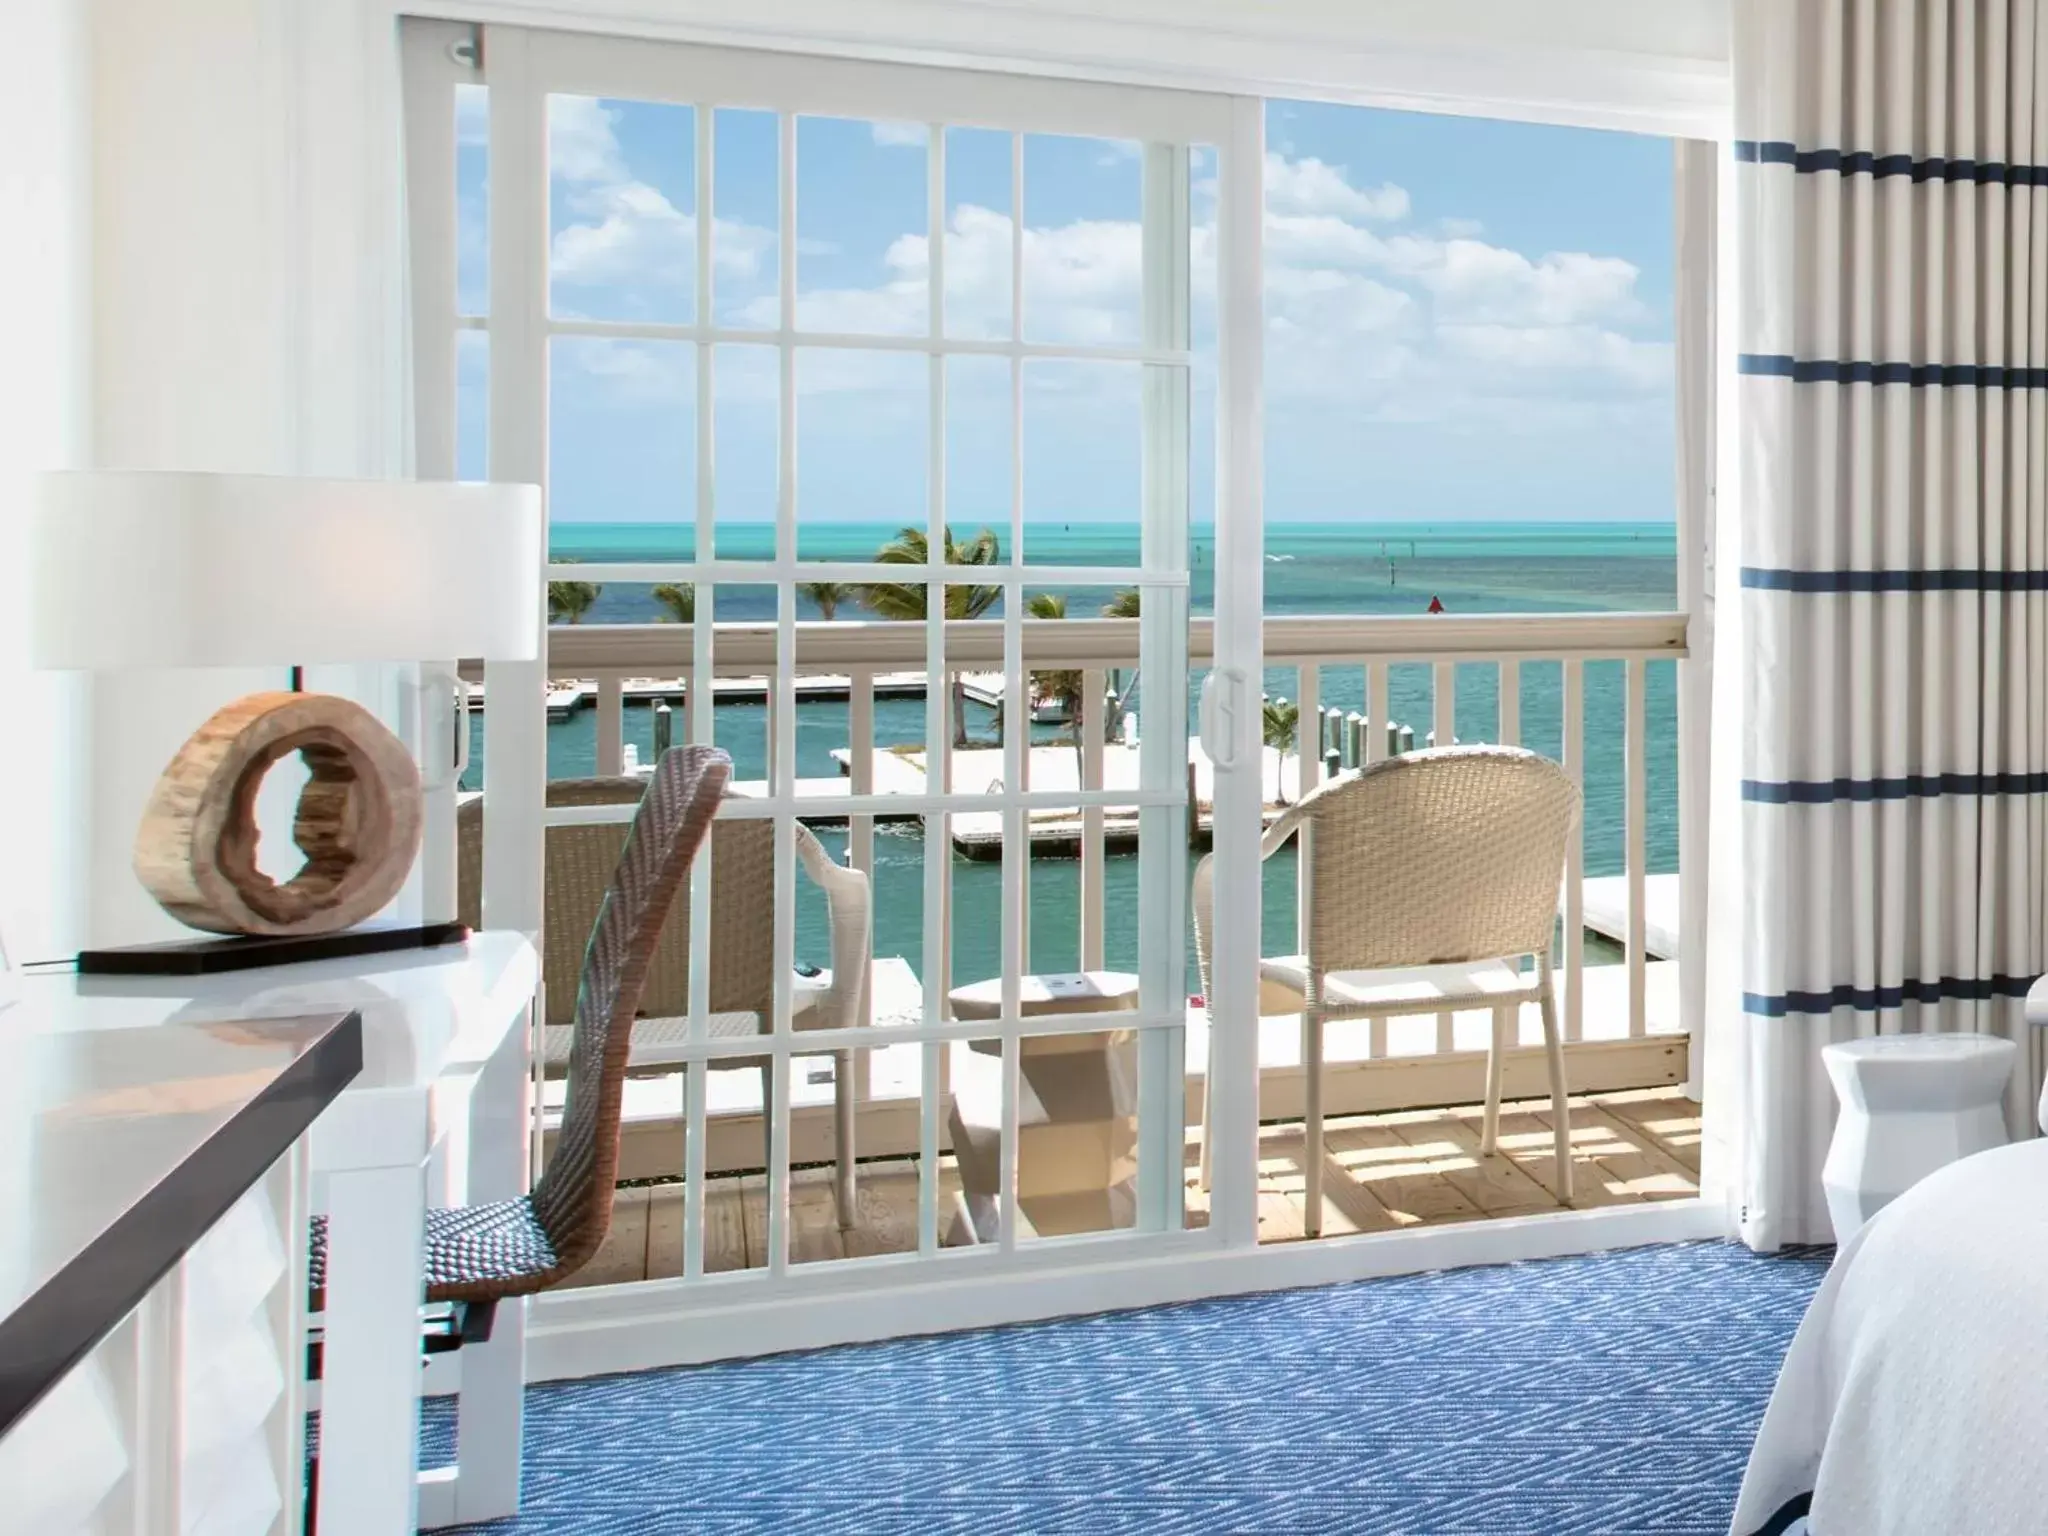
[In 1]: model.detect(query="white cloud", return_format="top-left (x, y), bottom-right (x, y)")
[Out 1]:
top-left (551, 180), bottom-right (693, 287)
top-left (542, 106), bottom-right (1672, 444)
top-left (776, 205), bottom-right (1147, 347)
top-left (549, 96), bottom-right (629, 184)
top-left (1438, 323), bottom-right (1672, 389)
top-left (1264, 152), bottom-right (1411, 222)
top-left (554, 337), bottom-right (689, 407)
top-left (1421, 241), bottom-right (1644, 327)
top-left (870, 121), bottom-right (928, 149)
top-left (547, 95), bottom-right (775, 299)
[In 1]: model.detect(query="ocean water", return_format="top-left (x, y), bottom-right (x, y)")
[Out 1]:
top-left (485, 521), bottom-right (1679, 984)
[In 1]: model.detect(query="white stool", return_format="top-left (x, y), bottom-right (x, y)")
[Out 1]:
top-left (1822, 1032), bottom-right (2017, 1243)
top-left (944, 972), bottom-right (1141, 1244)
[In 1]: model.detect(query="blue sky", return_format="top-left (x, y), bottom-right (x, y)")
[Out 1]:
top-left (455, 91), bottom-right (1674, 525)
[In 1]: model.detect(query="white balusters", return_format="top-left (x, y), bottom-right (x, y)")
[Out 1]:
top-left (1625, 657), bottom-right (1649, 1040)
top-left (1562, 660), bottom-right (1586, 1045)
top-left (850, 668), bottom-right (876, 1115)
top-left (1294, 663), bottom-right (1320, 961)
top-left (1081, 666), bottom-right (1108, 970)
top-left (1366, 663), bottom-right (1389, 764)
top-left (1433, 661), bottom-right (1455, 1050)
top-left (526, 611), bottom-right (1691, 1265)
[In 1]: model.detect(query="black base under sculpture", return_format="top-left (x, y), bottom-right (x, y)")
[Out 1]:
top-left (75, 921), bottom-right (471, 976)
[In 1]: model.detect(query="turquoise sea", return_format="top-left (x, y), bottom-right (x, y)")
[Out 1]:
top-left (477, 521), bottom-right (1679, 986)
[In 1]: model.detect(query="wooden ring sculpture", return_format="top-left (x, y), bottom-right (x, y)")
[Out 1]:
top-left (135, 691), bottom-right (423, 936)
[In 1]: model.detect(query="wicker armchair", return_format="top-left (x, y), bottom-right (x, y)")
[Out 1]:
top-left (458, 777), bottom-right (871, 1229)
top-left (311, 746), bottom-right (729, 1339)
top-left (1193, 746), bottom-right (1581, 1236)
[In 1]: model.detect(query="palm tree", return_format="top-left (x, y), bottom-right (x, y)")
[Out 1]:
top-left (1099, 588), bottom-right (1140, 739)
top-left (798, 581), bottom-right (852, 621)
top-left (1025, 592), bottom-right (1086, 780)
top-left (861, 526), bottom-right (1003, 745)
top-left (547, 559), bottom-right (601, 625)
top-left (651, 582), bottom-right (695, 623)
top-left (1263, 695), bottom-right (1300, 805)
top-left (858, 526), bottom-right (1002, 619)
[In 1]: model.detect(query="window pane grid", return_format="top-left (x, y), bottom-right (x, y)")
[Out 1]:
top-left (506, 72), bottom-right (1200, 1268)
top-left (544, 317), bottom-right (1193, 367)
top-left (543, 563), bottom-right (1188, 586)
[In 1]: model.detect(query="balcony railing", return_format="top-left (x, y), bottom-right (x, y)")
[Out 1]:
top-left (469, 609), bottom-right (1687, 1183)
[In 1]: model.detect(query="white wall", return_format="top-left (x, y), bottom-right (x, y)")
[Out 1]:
top-left (76, 0), bottom-right (416, 946)
top-left (84, 0), bottom-right (295, 945)
top-left (0, 0), bottom-right (416, 953)
top-left (0, 0), bottom-right (92, 962)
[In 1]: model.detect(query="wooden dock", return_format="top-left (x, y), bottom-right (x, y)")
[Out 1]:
top-left (828, 739), bottom-right (1304, 857)
top-left (479, 671), bottom-right (1007, 720)
top-left (1580, 872), bottom-right (1680, 959)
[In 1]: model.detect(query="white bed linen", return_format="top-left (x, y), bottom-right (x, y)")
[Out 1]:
top-left (1732, 1138), bottom-right (2048, 1535)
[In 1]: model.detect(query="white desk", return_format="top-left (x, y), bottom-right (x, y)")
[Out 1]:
top-left (0, 1008), bottom-right (360, 1534)
top-left (11, 932), bottom-right (539, 1535)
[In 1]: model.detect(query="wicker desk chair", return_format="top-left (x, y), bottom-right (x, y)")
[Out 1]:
top-left (459, 777), bottom-right (871, 1230)
top-left (1193, 745), bottom-right (1581, 1236)
top-left (310, 746), bottom-right (729, 1351)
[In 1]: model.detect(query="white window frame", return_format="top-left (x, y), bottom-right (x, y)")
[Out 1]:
top-left (400, 19), bottom-right (1728, 1383)
top-left (423, 19), bottom-right (1270, 1279)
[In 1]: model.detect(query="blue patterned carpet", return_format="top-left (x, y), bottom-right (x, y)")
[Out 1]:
top-left (440, 1241), bottom-right (1827, 1535)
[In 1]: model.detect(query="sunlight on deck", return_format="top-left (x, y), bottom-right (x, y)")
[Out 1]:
top-left (562, 1086), bottom-right (1702, 1284)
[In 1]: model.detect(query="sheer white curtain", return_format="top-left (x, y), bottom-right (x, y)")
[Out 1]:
top-left (83, 0), bottom-right (418, 944)
top-left (1725, 0), bottom-right (2048, 1250)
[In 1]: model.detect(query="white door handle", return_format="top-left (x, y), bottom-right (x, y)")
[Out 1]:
top-left (452, 679), bottom-right (472, 780)
top-left (1200, 667), bottom-right (1246, 772)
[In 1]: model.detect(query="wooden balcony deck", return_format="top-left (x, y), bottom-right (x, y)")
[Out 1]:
top-left (563, 1086), bottom-right (1701, 1284)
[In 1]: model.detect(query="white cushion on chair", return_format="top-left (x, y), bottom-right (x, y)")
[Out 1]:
top-left (1256, 956), bottom-right (1539, 1017)
top-left (541, 971), bottom-right (836, 1074)
top-left (542, 1010), bottom-right (760, 1073)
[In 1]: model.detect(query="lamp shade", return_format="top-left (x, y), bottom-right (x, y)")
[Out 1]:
top-left (31, 471), bottom-right (544, 669)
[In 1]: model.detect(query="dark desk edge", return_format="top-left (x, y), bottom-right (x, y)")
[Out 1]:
top-left (0, 1009), bottom-right (364, 1440)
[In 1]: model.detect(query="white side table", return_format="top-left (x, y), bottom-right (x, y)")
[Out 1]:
top-left (1822, 1033), bottom-right (2016, 1243)
top-left (2023, 976), bottom-right (2048, 1131)
top-left (945, 972), bottom-right (1141, 1242)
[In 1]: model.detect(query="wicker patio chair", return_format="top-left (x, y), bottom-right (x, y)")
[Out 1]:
top-left (1192, 745), bottom-right (1581, 1236)
top-left (310, 745), bottom-right (730, 1337)
top-left (458, 776), bottom-right (871, 1229)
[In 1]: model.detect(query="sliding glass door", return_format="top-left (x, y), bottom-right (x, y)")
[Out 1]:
top-left (405, 20), bottom-right (1269, 1309)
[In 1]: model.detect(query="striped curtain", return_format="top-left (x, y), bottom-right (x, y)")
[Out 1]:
top-left (1732, 0), bottom-right (2048, 1248)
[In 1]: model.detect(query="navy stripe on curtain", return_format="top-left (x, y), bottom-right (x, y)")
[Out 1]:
top-left (1726, 0), bottom-right (2048, 1266)
top-left (1740, 568), bottom-right (2048, 591)
top-left (1735, 139), bottom-right (2048, 184)
top-left (1738, 353), bottom-right (2048, 386)
top-left (1743, 976), bottom-right (2036, 1018)
top-left (1743, 774), bottom-right (2048, 802)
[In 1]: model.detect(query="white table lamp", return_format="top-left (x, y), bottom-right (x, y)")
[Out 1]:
top-left (31, 470), bottom-right (543, 973)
